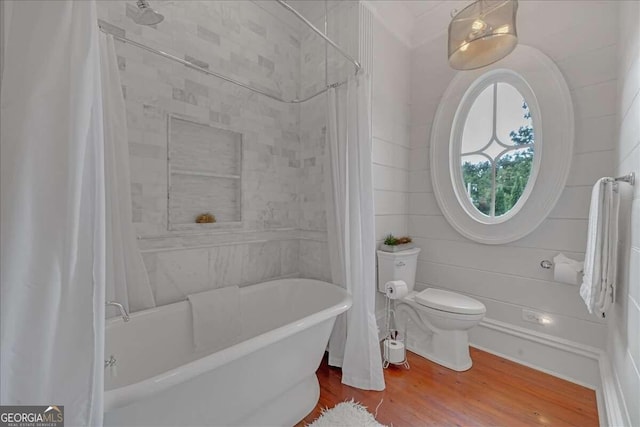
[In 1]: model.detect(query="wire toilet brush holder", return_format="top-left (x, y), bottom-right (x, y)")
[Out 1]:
top-left (382, 295), bottom-right (410, 369)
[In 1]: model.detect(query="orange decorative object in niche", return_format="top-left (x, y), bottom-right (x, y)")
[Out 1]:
top-left (195, 213), bottom-right (216, 224)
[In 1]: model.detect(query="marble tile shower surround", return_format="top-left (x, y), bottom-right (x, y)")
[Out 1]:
top-left (300, 1), bottom-right (359, 98)
top-left (96, 1), bottom-right (357, 307)
top-left (142, 239), bottom-right (300, 306)
top-left (297, 1), bottom-right (361, 281)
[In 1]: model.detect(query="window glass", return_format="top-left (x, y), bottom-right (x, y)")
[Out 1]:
top-left (459, 81), bottom-right (534, 218)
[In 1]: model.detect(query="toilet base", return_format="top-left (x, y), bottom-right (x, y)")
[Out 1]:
top-left (405, 328), bottom-right (473, 372)
top-left (394, 292), bottom-right (484, 372)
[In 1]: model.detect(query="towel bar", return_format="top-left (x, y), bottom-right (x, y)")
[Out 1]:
top-left (613, 172), bottom-right (635, 185)
top-left (605, 172), bottom-right (635, 193)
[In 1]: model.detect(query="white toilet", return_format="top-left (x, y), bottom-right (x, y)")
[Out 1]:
top-left (377, 248), bottom-right (486, 371)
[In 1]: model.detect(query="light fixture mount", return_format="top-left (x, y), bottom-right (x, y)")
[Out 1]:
top-left (448, 0), bottom-right (519, 71)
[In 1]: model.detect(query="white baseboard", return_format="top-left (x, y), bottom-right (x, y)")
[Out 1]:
top-left (470, 317), bottom-right (602, 389)
top-left (598, 353), bottom-right (632, 427)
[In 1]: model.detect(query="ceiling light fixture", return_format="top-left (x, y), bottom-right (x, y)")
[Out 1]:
top-left (448, 0), bottom-right (519, 70)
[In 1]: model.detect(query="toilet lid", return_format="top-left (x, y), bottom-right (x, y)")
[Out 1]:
top-left (415, 288), bottom-right (486, 315)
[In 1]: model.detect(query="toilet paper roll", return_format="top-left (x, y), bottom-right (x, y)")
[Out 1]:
top-left (383, 339), bottom-right (406, 364)
top-left (385, 280), bottom-right (408, 300)
top-left (553, 253), bottom-right (583, 285)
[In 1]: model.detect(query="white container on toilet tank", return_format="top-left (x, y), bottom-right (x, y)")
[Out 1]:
top-left (377, 248), bottom-right (421, 293)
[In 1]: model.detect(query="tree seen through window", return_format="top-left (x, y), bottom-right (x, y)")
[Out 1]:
top-left (460, 82), bottom-right (534, 218)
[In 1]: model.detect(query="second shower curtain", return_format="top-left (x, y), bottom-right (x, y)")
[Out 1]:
top-left (100, 33), bottom-right (155, 313)
top-left (1, 3), bottom-right (156, 424)
top-left (325, 73), bottom-right (385, 391)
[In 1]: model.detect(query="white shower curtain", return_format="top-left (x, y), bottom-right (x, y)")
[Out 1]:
top-left (325, 73), bottom-right (385, 391)
top-left (100, 34), bottom-right (155, 313)
top-left (0, 1), bottom-right (106, 425)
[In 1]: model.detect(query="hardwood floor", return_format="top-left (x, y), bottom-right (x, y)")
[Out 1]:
top-left (298, 348), bottom-right (598, 426)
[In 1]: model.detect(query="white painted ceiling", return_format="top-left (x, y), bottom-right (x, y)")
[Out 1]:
top-left (284, 0), bottom-right (473, 48)
top-left (365, 0), bottom-right (472, 47)
top-left (287, 0), bottom-right (338, 21)
top-left (397, 0), bottom-right (449, 17)
top-left (288, 0), bottom-right (451, 23)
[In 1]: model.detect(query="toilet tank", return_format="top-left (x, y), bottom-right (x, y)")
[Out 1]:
top-left (376, 248), bottom-right (421, 293)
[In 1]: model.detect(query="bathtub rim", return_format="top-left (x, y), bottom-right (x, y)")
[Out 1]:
top-left (103, 278), bottom-right (351, 412)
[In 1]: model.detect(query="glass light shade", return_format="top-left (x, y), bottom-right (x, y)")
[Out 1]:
top-left (448, 0), bottom-right (518, 70)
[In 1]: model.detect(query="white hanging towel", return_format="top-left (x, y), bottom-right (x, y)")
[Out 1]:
top-left (580, 178), bottom-right (620, 317)
top-left (188, 286), bottom-right (241, 353)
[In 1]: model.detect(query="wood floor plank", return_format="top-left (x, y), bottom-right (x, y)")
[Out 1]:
top-left (297, 348), bottom-right (598, 426)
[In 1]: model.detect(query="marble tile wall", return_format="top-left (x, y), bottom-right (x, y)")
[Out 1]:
top-left (98, 1), bottom-right (304, 234)
top-left (297, 2), bottom-right (359, 281)
top-left (298, 96), bottom-right (326, 233)
top-left (142, 239), bottom-right (299, 306)
top-left (97, 1), bottom-right (306, 308)
top-left (97, 0), bottom-right (362, 307)
top-left (297, 4), bottom-right (330, 282)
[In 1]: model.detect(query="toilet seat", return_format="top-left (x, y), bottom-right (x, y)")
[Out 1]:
top-left (414, 288), bottom-right (486, 315)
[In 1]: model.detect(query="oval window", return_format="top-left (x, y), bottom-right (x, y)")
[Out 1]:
top-left (451, 71), bottom-right (540, 224)
top-left (431, 45), bottom-right (574, 245)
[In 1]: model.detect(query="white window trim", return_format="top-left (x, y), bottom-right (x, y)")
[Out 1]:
top-left (430, 45), bottom-right (574, 245)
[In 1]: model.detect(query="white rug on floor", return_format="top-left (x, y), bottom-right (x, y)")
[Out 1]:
top-left (307, 400), bottom-right (387, 427)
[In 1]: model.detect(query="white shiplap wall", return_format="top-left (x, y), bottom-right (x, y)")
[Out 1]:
top-left (372, 19), bottom-right (411, 243)
top-left (369, 10), bottom-right (412, 318)
top-left (408, 1), bottom-right (620, 382)
top-left (608, 1), bottom-right (640, 425)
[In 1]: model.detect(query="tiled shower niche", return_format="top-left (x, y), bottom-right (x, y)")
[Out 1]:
top-left (168, 116), bottom-right (242, 230)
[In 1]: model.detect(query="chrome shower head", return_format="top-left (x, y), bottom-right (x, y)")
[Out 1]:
top-left (132, 0), bottom-right (164, 26)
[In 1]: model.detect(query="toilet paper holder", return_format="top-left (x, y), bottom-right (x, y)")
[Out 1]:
top-left (542, 254), bottom-right (584, 285)
top-left (382, 293), bottom-right (410, 370)
top-left (540, 258), bottom-right (584, 271)
top-left (540, 260), bottom-right (553, 269)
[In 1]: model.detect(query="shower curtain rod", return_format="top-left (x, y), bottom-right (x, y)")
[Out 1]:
top-left (98, 1), bottom-right (359, 104)
top-left (98, 24), bottom-right (345, 104)
top-left (276, 0), bottom-right (362, 73)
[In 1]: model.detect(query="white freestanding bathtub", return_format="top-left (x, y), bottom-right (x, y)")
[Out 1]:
top-left (103, 278), bottom-right (351, 426)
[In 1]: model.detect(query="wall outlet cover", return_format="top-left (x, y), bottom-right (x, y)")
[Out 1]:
top-left (522, 309), bottom-right (552, 325)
